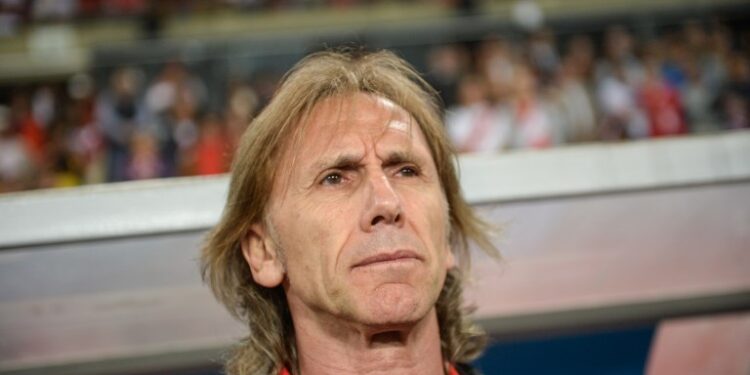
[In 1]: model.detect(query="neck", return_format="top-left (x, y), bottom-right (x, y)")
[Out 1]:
top-left (291, 307), bottom-right (445, 375)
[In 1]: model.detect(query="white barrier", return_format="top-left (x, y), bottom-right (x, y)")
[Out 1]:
top-left (0, 131), bottom-right (748, 374)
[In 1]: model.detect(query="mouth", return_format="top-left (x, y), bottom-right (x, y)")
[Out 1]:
top-left (352, 250), bottom-right (422, 269)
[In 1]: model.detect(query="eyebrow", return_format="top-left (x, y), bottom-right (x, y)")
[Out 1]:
top-left (313, 153), bottom-right (363, 172)
top-left (313, 149), bottom-right (422, 171)
top-left (382, 150), bottom-right (421, 167)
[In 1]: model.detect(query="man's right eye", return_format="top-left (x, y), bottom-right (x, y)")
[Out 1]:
top-left (321, 172), bottom-right (342, 185)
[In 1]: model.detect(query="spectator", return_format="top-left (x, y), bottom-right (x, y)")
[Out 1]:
top-left (565, 34), bottom-right (596, 82)
top-left (702, 24), bottom-right (732, 101)
top-left (31, 85), bottom-right (56, 131)
top-left (718, 53), bottom-right (750, 129)
top-left (639, 55), bottom-right (687, 137)
top-left (445, 74), bottom-right (513, 153)
top-left (553, 39), bottom-right (597, 143)
top-left (128, 130), bottom-right (162, 180)
top-left (595, 26), bottom-right (646, 89)
top-left (10, 91), bottom-right (46, 166)
top-left (477, 36), bottom-right (516, 103)
top-left (66, 73), bottom-right (105, 184)
top-left (508, 62), bottom-right (559, 148)
top-left (224, 82), bottom-right (258, 157)
top-left (681, 59), bottom-right (719, 132)
top-left (528, 28), bottom-right (560, 86)
top-left (144, 61), bottom-right (206, 177)
top-left (194, 113), bottom-right (230, 176)
top-left (41, 117), bottom-right (81, 188)
top-left (0, 105), bottom-right (33, 192)
top-left (96, 67), bottom-right (147, 182)
top-left (660, 32), bottom-right (690, 91)
top-left (426, 44), bottom-right (470, 108)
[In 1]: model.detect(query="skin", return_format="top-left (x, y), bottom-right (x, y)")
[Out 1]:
top-left (242, 92), bottom-right (455, 374)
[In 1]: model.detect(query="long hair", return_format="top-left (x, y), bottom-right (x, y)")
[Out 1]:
top-left (200, 49), bottom-right (499, 375)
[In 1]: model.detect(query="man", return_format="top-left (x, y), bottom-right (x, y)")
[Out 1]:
top-left (201, 49), bottom-right (498, 375)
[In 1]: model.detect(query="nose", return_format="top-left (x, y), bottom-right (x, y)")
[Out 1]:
top-left (361, 172), bottom-right (403, 231)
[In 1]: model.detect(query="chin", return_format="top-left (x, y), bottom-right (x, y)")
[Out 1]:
top-left (355, 284), bottom-right (434, 326)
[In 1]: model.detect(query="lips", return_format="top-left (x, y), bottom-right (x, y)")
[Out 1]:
top-left (352, 250), bottom-right (422, 268)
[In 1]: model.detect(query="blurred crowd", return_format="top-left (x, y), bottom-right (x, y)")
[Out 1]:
top-left (1, 20), bottom-right (749, 193)
top-left (0, 61), bottom-right (265, 192)
top-left (433, 22), bottom-right (750, 153)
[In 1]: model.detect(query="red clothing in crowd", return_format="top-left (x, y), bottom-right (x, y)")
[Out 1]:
top-left (194, 132), bottom-right (228, 175)
top-left (640, 80), bottom-right (686, 137)
top-left (18, 115), bottom-right (46, 164)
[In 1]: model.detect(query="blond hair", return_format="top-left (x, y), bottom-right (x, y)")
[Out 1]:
top-left (201, 49), bottom-right (499, 375)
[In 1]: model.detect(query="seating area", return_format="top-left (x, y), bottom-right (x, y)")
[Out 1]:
top-left (1, 0), bottom-right (748, 193)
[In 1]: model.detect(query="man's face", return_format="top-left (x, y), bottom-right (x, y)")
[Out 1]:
top-left (261, 92), bottom-right (453, 327)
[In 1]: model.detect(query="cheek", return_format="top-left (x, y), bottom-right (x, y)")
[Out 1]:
top-left (407, 190), bottom-right (450, 256)
top-left (282, 199), bottom-right (352, 276)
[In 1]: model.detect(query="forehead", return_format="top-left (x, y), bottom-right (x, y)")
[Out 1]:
top-left (272, 92), bottom-right (434, 185)
top-left (290, 92), bottom-right (431, 157)
top-left (304, 93), bottom-right (414, 140)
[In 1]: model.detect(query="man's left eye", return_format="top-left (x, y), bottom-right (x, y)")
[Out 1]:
top-left (398, 166), bottom-right (419, 177)
top-left (321, 172), bottom-right (343, 185)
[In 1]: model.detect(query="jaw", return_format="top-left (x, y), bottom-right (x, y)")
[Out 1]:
top-left (283, 253), bottom-right (449, 347)
top-left (294, 306), bottom-right (446, 375)
top-left (340, 267), bottom-right (448, 330)
top-left (287, 272), bottom-right (448, 374)
top-left (356, 283), bottom-right (425, 326)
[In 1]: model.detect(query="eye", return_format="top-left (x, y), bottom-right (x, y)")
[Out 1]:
top-left (397, 166), bottom-right (419, 177)
top-left (321, 172), bottom-right (343, 185)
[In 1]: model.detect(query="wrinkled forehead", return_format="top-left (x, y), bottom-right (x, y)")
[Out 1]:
top-left (304, 93), bottom-right (415, 140)
top-left (296, 93), bottom-right (424, 153)
top-left (271, 92), bottom-right (430, 188)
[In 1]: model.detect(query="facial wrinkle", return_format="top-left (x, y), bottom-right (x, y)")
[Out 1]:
top-left (348, 228), bottom-right (425, 268)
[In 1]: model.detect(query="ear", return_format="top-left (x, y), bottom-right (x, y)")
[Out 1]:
top-left (444, 243), bottom-right (456, 270)
top-left (241, 223), bottom-right (285, 288)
